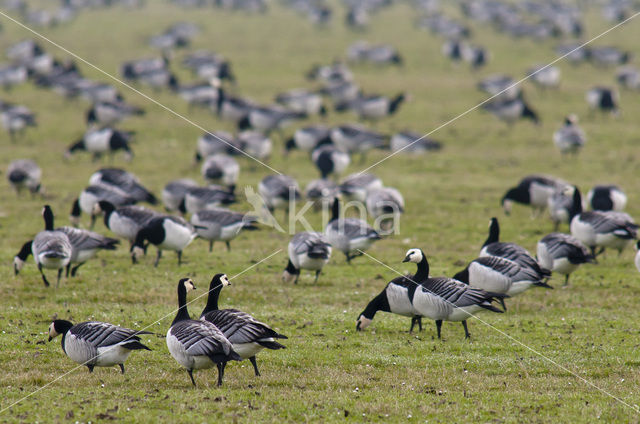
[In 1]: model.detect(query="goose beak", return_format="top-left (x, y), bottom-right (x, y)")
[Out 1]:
top-left (47, 336), bottom-right (52, 342)
top-left (402, 255), bottom-right (411, 263)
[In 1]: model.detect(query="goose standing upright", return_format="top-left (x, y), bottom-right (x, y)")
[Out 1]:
top-left (324, 197), bottom-right (380, 263)
top-left (283, 232), bottom-right (332, 283)
top-left (200, 274), bottom-right (287, 377)
top-left (166, 278), bottom-right (241, 386)
top-left (48, 319), bottom-right (150, 374)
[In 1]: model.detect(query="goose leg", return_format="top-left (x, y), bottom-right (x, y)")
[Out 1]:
top-left (226, 241), bottom-right (231, 251)
top-left (314, 270), bottom-right (321, 283)
top-left (71, 262), bottom-right (85, 277)
top-left (119, 364), bottom-right (125, 374)
top-left (216, 362), bottom-right (226, 386)
top-left (177, 251), bottom-right (182, 266)
top-left (462, 320), bottom-right (470, 339)
top-left (188, 369), bottom-right (196, 386)
top-left (249, 356), bottom-right (260, 376)
top-left (345, 253), bottom-right (351, 264)
top-left (564, 274), bottom-right (570, 286)
top-left (154, 249), bottom-right (162, 267)
top-left (499, 297), bottom-right (507, 312)
top-left (65, 263), bottom-right (71, 278)
top-left (56, 268), bottom-right (63, 288)
top-left (435, 320), bottom-right (442, 339)
top-left (87, 364), bottom-right (95, 373)
top-left (209, 240), bottom-right (214, 252)
top-left (38, 264), bottom-right (50, 287)
top-left (89, 214), bottom-right (97, 230)
top-left (418, 317), bottom-right (423, 332)
top-left (409, 317), bottom-right (416, 333)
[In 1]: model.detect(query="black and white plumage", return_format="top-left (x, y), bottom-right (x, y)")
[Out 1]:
top-left (537, 233), bottom-right (594, 285)
top-left (482, 96), bottom-right (539, 126)
top-left (587, 185), bottom-right (627, 212)
top-left (190, 208), bottom-right (257, 252)
top-left (93, 201), bottom-right (161, 245)
top-left (184, 185), bottom-right (236, 213)
top-left (201, 154), bottom-right (240, 188)
top-left (89, 168), bottom-right (157, 205)
top-left (48, 320), bottom-right (150, 374)
top-left (635, 241), bottom-right (640, 273)
top-left (330, 125), bottom-right (386, 161)
top-left (65, 128), bottom-right (134, 161)
top-left (442, 39), bottom-right (463, 62)
top-left (311, 145), bottom-right (350, 179)
top-left (258, 175), bottom-right (301, 212)
top-left (86, 100), bottom-right (144, 127)
top-left (390, 131), bottom-right (442, 154)
top-left (589, 46), bottom-right (629, 67)
top-left (305, 178), bottom-right (340, 210)
top-left (527, 65), bottom-right (561, 89)
top-left (70, 184), bottom-right (137, 228)
top-left (553, 115), bottom-right (585, 155)
top-left (1, 102), bottom-right (36, 140)
top-left (346, 41), bottom-right (403, 66)
top-left (477, 74), bottom-right (520, 100)
top-left (0, 64), bottom-right (28, 89)
top-left (275, 89), bottom-right (326, 116)
top-left (200, 274), bottom-right (287, 377)
top-left (324, 198), bottom-right (380, 263)
top-left (339, 172), bottom-right (383, 202)
top-left (365, 187), bottom-right (404, 223)
top-left (236, 131), bottom-right (272, 162)
top-left (57, 226), bottom-right (119, 277)
top-left (238, 105), bottom-right (306, 134)
top-left (14, 206), bottom-right (72, 287)
top-left (161, 179), bottom-right (198, 213)
top-left (194, 131), bottom-right (236, 162)
top-left (586, 87), bottom-right (619, 115)
top-left (285, 125), bottom-right (332, 153)
top-left (130, 215), bottom-right (197, 267)
top-left (570, 210), bottom-right (637, 257)
top-left (461, 44), bottom-right (487, 69)
top-left (356, 248), bottom-right (505, 339)
top-left (617, 66), bottom-right (640, 90)
top-left (167, 278), bottom-right (241, 387)
top-left (502, 175), bottom-right (567, 216)
top-left (7, 159), bottom-right (42, 195)
top-left (120, 56), bottom-right (168, 81)
top-left (283, 232), bottom-right (332, 283)
top-left (336, 94), bottom-right (406, 121)
top-left (176, 80), bottom-right (222, 108)
top-left (548, 185), bottom-right (582, 231)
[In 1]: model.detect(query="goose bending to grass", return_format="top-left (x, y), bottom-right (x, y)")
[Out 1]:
top-left (258, 175), bottom-right (301, 212)
top-left (285, 125), bottom-right (332, 153)
top-left (184, 185), bottom-right (236, 213)
top-left (305, 179), bottom-right (340, 210)
top-left (311, 145), bottom-right (350, 179)
top-left (587, 185), bottom-right (626, 212)
top-left (161, 179), bottom-right (198, 213)
top-left (7, 159), bottom-right (42, 196)
top-left (548, 185), bottom-right (582, 231)
top-left (356, 248), bottom-right (506, 339)
top-left (283, 232), bottom-right (332, 283)
top-left (58, 226), bottom-right (118, 277)
top-left (635, 241), bottom-right (640, 273)
top-left (339, 172), bottom-right (383, 202)
top-left (586, 86), bottom-right (618, 115)
top-left (537, 233), bottom-right (594, 285)
top-left (190, 208), bottom-right (257, 252)
top-left (48, 320), bottom-right (151, 373)
top-left (89, 168), bottom-right (157, 205)
top-left (201, 154), bottom-right (239, 188)
top-left (65, 128), bottom-right (134, 162)
top-left (131, 216), bottom-right (197, 267)
top-left (200, 274), bottom-right (287, 377)
top-left (502, 175), bottom-right (567, 216)
top-left (324, 198), bottom-right (380, 263)
top-left (70, 184), bottom-right (137, 228)
top-left (93, 201), bottom-right (160, 246)
top-left (167, 278), bottom-right (241, 386)
top-left (553, 115), bottom-right (585, 155)
top-left (330, 124), bottom-right (386, 162)
top-left (570, 210), bottom-right (637, 257)
top-left (365, 187), bottom-right (404, 231)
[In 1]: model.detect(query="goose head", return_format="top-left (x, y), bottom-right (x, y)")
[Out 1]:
top-left (282, 259), bottom-right (300, 284)
top-left (179, 277), bottom-right (196, 292)
top-left (402, 248), bottom-right (424, 264)
top-left (211, 273), bottom-right (230, 288)
top-left (356, 314), bottom-right (372, 331)
top-left (48, 320), bottom-right (73, 342)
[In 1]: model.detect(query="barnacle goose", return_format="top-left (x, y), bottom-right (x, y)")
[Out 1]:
top-left (90, 168), bottom-right (157, 205)
top-left (14, 205), bottom-right (72, 287)
top-left (442, 39), bottom-right (463, 62)
top-left (0, 102), bottom-right (36, 140)
top-left (339, 172), bottom-right (383, 202)
top-left (305, 178), bottom-right (340, 210)
top-left (311, 145), bottom-right (350, 179)
top-left (553, 115), bottom-right (585, 155)
top-left (324, 197), bottom-right (380, 263)
top-left (120, 56), bottom-right (168, 81)
top-left (390, 131), bottom-right (442, 154)
top-left (537, 233), bottom-right (594, 285)
top-left (161, 179), bottom-right (198, 213)
top-left (365, 187), bottom-right (404, 231)
top-left (70, 184), bottom-right (137, 228)
top-left (7, 159), bottom-right (42, 196)
top-left (617, 66), bottom-right (640, 90)
top-left (201, 154), bottom-right (239, 188)
top-left (190, 208), bottom-right (257, 252)
top-left (93, 201), bottom-right (161, 246)
top-left (587, 185), bottom-right (627, 212)
top-left (356, 248), bottom-right (506, 339)
top-left (548, 185), bottom-right (582, 231)
top-left (236, 131), bottom-right (272, 162)
top-left (86, 100), bottom-right (144, 127)
top-left (130, 215), bottom-right (197, 267)
top-left (635, 241), bottom-right (640, 273)
top-left (527, 65), bottom-right (561, 89)
top-left (336, 94), bottom-right (406, 121)
top-left (65, 128), bottom-right (134, 161)
top-left (58, 226), bottom-right (119, 277)
top-left (283, 232), bottom-right (332, 283)
top-left (501, 174), bottom-right (567, 216)
top-left (200, 274), bottom-right (287, 376)
top-left (238, 105), bottom-right (305, 135)
top-left (275, 89), bottom-right (326, 116)
top-left (480, 217), bottom-right (551, 282)
top-left (285, 125), bottom-right (332, 153)
top-left (461, 44), bottom-right (487, 69)
top-left (48, 319), bottom-right (150, 374)
top-left (167, 278), bottom-right (241, 386)
top-left (258, 175), bottom-right (301, 212)
top-left (570, 210), bottom-right (637, 257)
top-left (330, 125), bottom-right (386, 162)
top-left (194, 131), bottom-right (236, 162)
top-left (482, 96), bottom-right (539, 126)
top-left (184, 185), bottom-right (236, 214)
top-left (586, 87), bottom-right (618, 115)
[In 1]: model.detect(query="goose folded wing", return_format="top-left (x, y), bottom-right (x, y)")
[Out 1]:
top-left (59, 227), bottom-right (118, 250)
top-left (422, 278), bottom-right (493, 307)
top-left (485, 242), bottom-right (530, 258)
top-left (202, 310), bottom-right (279, 343)
top-left (71, 322), bottom-right (146, 346)
top-left (341, 218), bottom-right (378, 239)
top-left (476, 256), bottom-right (520, 277)
top-left (582, 212), bottom-right (637, 236)
top-left (171, 320), bottom-right (233, 356)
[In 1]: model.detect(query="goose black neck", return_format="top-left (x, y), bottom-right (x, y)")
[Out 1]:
top-left (172, 283), bottom-right (191, 326)
top-left (285, 259), bottom-right (299, 275)
top-left (53, 319), bottom-right (73, 335)
top-left (568, 188), bottom-right (583, 220)
top-left (70, 199), bottom-right (81, 218)
top-left (361, 291), bottom-right (389, 319)
top-left (99, 201), bottom-right (115, 227)
top-left (413, 254), bottom-right (429, 281)
top-left (43, 206), bottom-right (54, 231)
top-left (452, 267), bottom-right (469, 284)
top-left (16, 240), bottom-right (33, 260)
top-left (201, 279), bottom-right (223, 316)
top-left (330, 198), bottom-right (340, 222)
top-left (483, 218), bottom-right (500, 247)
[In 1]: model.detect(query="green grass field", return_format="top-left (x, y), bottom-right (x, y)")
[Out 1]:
top-left (1, 1), bottom-right (640, 422)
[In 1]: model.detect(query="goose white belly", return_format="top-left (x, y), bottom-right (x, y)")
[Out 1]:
top-left (73, 248), bottom-right (99, 264)
top-left (549, 257), bottom-right (578, 275)
top-left (411, 291), bottom-right (453, 321)
top-left (79, 192), bottom-right (99, 215)
top-left (332, 154), bottom-right (350, 175)
top-left (293, 252), bottom-right (329, 271)
top-left (85, 130), bottom-right (112, 153)
top-left (37, 252), bottom-right (70, 269)
top-left (232, 342), bottom-right (265, 360)
top-left (64, 336), bottom-right (131, 366)
top-left (166, 332), bottom-right (215, 370)
top-left (635, 250), bottom-right (640, 273)
top-left (296, 131), bottom-right (322, 151)
top-left (347, 235), bottom-right (376, 253)
top-left (447, 305), bottom-right (482, 322)
top-left (95, 345), bottom-right (133, 366)
top-left (570, 218), bottom-right (596, 246)
top-left (250, 111), bottom-right (277, 131)
top-left (108, 214), bottom-right (140, 241)
top-left (159, 220), bottom-right (194, 251)
top-left (359, 99), bottom-right (387, 118)
top-left (219, 222), bottom-right (245, 240)
top-left (468, 264), bottom-right (511, 294)
top-left (595, 232), bottom-right (631, 250)
top-left (529, 183), bottom-right (555, 209)
top-left (506, 281), bottom-right (535, 296)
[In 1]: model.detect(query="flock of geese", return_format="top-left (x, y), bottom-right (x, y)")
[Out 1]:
top-left (3, 0), bottom-right (640, 389)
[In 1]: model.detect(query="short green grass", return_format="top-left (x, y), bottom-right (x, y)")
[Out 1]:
top-left (1, 1), bottom-right (640, 422)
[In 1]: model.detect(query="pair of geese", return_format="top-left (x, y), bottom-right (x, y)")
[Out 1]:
top-left (48, 274), bottom-right (287, 387)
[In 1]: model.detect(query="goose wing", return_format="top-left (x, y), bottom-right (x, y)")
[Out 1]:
top-left (580, 211), bottom-right (638, 237)
top-left (117, 206), bottom-right (159, 225)
top-left (58, 226), bottom-right (119, 250)
top-left (341, 218), bottom-right (379, 239)
top-left (70, 321), bottom-right (147, 347)
top-left (422, 277), bottom-right (495, 307)
top-left (196, 209), bottom-right (246, 226)
top-left (483, 242), bottom-right (531, 259)
top-left (201, 309), bottom-right (284, 344)
top-left (169, 319), bottom-right (234, 357)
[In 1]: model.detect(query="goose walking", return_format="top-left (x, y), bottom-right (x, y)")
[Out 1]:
top-left (200, 274), bottom-right (287, 377)
top-left (167, 278), bottom-right (241, 386)
top-left (48, 320), bottom-right (150, 373)
top-left (537, 233), bottom-right (594, 285)
top-left (283, 232), bottom-right (332, 283)
top-left (131, 215), bottom-right (197, 267)
top-left (191, 208), bottom-right (257, 252)
top-left (324, 198), bottom-right (380, 263)
top-left (7, 159), bottom-right (42, 196)
top-left (587, 185), bottom-right (626, 211)
top-left (65, 128), bottom-right (134, 161)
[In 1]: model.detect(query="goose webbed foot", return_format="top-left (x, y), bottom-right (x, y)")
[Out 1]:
top-left (87, 364), bottom-right (95, 373)
top-left (250, 356), bottom-right (260, 376)
top-left (462, 320), bottom-right (470, 339)
top-left (65, 263), bottom-right (71, 278)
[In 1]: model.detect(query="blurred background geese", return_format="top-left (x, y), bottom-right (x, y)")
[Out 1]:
top-left (130, 215), bottom-right (197, 266)
top-left (587, 185), bottom-right (627, 211)
top-left (311, 144), bottom-right (350, 179)
top-left (537, 233), bottom-right (594, 285)
top-left (330, 125), bottom-right (386, 162)
top-left (548, 185), bottom-right (582, 231)
top-left (283, 232), bottom-right (332, 283)
top-left (324, 198), bottom-right (380, 263)
top-left (502, 175), bottom-right (567, 216)
top-left (65, 128), bottom-right (134, 162)
top-left (553, 115), bottom-right (585, 155)
top-left (70, 184), bottom-right (137, 228)
top-left (339, 172), bottom-right (383, 202)
top-left (184, 185), bottom-right (236, 213)
top-left (93, 201), bottom-right (160, 247)
top-left (161, 179), bottom-right (199, 213)
top-left (166, 278), bottom-right (241, 387)
top-left (48, 319), bottom-right (150, 374)
top-left (365, 187), bottom-right (404, 231)
top-left (200, 273), bottom-right (287, 377)
top-left (586, 86), bottom-right (619, 115)
top-left (258, 175), bottom-right (301, 213)
top-left (190, 208), bottom-right (257, 252)
top-left (7, 159), bottom-right (42, 196)
top-left (201, 154), bottom-right (239, 188)
top-left (285, 125), bottom-right (332, 153)
top-left (570, 210), bottom-right (638, 257)
top-left (89, 168), bottom-right (157, 205)
top-left (87, 99), bottom-right (145, 127)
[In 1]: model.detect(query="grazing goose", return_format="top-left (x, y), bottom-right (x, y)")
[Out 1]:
top-left (553, 115), bottom-right (585, 155)
top-left (480, 217), bottom-right (551, 281)
top-left (311, 145), bottom-right (350, 179)
top-left (502, 174), bottom-right (567, 216)
top-left (176, 80), bottom-right (222, 108)
top-left (321, 80), bottom-right (360, 106)
top-left (390, 131), bottom-right (442, 154)
top-left (461, 44), bottom-right (487, 69)
top-left (120, 56), bottom-right (168, 80)
top-left (0, 102), bottom-right (37, 140)
top-left (93, 201), bottom-right (160, 246)
top-left (356, 249), bottom-right (506, 339)
top-left (330, 125), bottom-right (386, 161)
top-left (65, 128), bottom-right (134, 161)
top-left (482, 96), bottom-right (539, 126)
top-left (89, 168), bottom-right (157, 205)
top-left (586, 87), bottom-right (618, 115)
top-left (324, 198), bottom-right (380, 263)
top-left (194, 131), bottom-right (236, 162)
top-left (617, 66), bottom-right (640, 90)
top-left (570, 210), bottom-right (637, 257)
top-left (590, 46), bottom-right (629, 67)
top-left (537, 233), bottom-right (594, 285)
top-left (48, 320), bottom-right (150, 373)
top-left (339, 172), bottom-right (383, 202)
top-left (587, 185), bottom-right (626, 211)
top-left (184, 185), bottom-right (236, 213)
top-left (347, 41), bottom-right (403, 66)
top-left (527, 65), bottom-right (561, 89)
top-left (548, 185), bottom-right (582, 231)
top-left (87, 100), bottom-right (145, 127)
top-left (239, 105), bottom-right (306, 135)
top-left (336, 94), bottom-right (406, 121)
top-left (258, 175), bottom-right (301, 212)
top-left (58, 226), bottom-right (119, 277)
top-left (0, 64), bottom-right (28, 89)
top-left (162, 179), bottom-right (198, 213)
top-left (365, 187), bottom-right (404, 227)
top-left (131, 215), bottom-right (197, 267)
top-left (70, 184), bottom-right (137, 228)
top-left (236, 131), bottom-right (272, 162)
top-left (217, 95), bottom-right (255, 126)
top-left (14, 206), bottom-right (72, 287)
top-left (305, 178), bottom-right (340, 209)
top-left (191, 208), bottom-right (257, 252)
top-left (201, 154), bottom-right (239, 188)
top-left (283, 232), bottom-right (332, 283)
top-left (200, 274), bottom-right (287, 377)
top-left (477, 74), bottom-right (520, 100)
top-left (285, 125), bottom-right (332, 153)
top-left (7, 159), bottom-right (42, 196)
top-left (275, 89), bottom-right (326, 116)
top-left (167, 278), bottom-right (241, 386)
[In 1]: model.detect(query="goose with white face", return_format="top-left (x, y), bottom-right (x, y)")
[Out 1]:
top-left (402, 248), bottom-right (423, 264)
top-left (356, 315), bottom-right (372, 331)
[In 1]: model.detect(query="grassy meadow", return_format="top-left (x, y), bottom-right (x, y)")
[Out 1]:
top-left (1, 1), bottom-right (640, 422)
